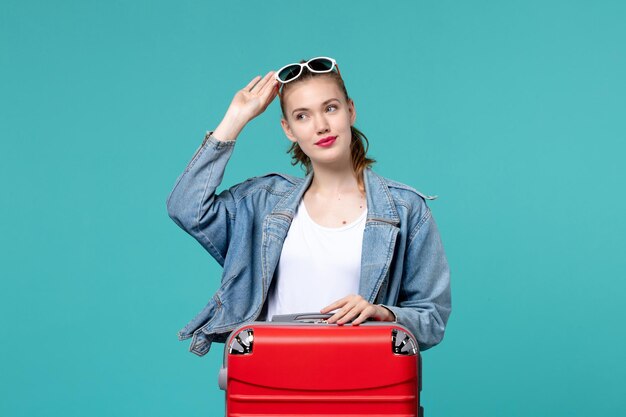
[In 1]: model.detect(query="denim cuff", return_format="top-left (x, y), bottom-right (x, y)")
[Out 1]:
top-left (378, 304), bottom-right (398, 323)
top-left (205, 130), bottom-right (237, 148)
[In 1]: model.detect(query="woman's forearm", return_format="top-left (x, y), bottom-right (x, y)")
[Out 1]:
top-left (212, 111), bottom-right (249, 142)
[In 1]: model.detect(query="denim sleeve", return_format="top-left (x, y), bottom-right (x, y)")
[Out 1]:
top-left (384, 208), bottom-right (452, 351)
top-left (166, 132), bottom-right (237, 267)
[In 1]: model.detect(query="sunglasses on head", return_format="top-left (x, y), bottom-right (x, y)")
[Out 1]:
top-left (275, 56), bottom-right (341, 84)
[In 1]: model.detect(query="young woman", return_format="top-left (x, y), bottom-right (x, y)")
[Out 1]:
top-left (166, 57), bottom-right (451, 357)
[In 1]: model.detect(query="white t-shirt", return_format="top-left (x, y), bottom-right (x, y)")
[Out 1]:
top-left (266, 199), bottom-right (367, 320)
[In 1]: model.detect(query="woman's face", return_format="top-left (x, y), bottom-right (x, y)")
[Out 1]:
top-left (280, 76), bottom-right (356, 169)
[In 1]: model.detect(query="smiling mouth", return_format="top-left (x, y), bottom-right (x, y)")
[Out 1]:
top-left (315, 136), bottom-right (337, 145)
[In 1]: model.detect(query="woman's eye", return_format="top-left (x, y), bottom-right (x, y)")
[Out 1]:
top-left (326, 104), bottom-right (337, 112)
top-left (296, 113), bottom-right (306, 120)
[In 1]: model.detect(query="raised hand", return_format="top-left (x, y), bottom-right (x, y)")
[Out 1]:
top-left (213, 71), bottom-right (279, 142)
top-left (231, 71), bottom-right (279, 121)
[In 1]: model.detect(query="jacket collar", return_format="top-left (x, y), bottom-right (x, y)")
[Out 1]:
top-left (362, 167), bottom-right (400, 225)
top-left (271, 167), bottom-right (399, 226)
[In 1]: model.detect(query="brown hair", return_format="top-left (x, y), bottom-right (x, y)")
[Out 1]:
top-left (278, 61), bottom-right (376, 192)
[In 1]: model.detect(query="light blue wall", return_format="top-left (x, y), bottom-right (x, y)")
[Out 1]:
top-left (1, 1), bottom-right (625, 416)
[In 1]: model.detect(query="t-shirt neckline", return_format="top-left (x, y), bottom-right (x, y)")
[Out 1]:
top-left (299, 199), bottom-right (367, 232)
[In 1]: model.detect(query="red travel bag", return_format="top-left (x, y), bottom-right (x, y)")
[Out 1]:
top-left (218, 313), bottom-right (423, 416)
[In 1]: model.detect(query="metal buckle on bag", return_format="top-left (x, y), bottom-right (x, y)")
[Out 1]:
top-left (391, 328), bottom-right (418, 355)
top-left (228, 328), bottom-right (254, 355)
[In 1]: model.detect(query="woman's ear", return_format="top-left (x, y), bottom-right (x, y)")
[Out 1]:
top-left (280, 118), bottom-right (298, 143)
top-left (348, 99), bottom-right (357, 126)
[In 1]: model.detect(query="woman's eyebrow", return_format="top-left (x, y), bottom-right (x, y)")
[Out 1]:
top-left (291, 98), bottom-right (340, 115)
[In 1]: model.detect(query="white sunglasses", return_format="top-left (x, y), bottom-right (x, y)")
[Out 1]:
top-left (275, 56), bottom-right (340, 84)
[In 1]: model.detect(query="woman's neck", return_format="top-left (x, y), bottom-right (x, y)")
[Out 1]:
top-left (307, 162), bottom-right (361, 197)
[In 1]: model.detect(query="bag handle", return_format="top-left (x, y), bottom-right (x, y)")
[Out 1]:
top-left (270, 313), bottom-right (333, 323)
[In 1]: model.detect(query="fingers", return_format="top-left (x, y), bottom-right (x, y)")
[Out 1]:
top-left (242, 71), bottom-right (279, 111)
top-left (258, 74), bottom-right (279, 104)
top-left (320, 296), bottom-right (349, 314)
top-left (337, 300), bottom-right (372, 325)
top-left (260, 72), bottom-right (279, 95)
top-left (324, 295), bottom-right (374, 325)
top-left (351, 307), bottom-right (377, 325)
top-left (243, 75), bottom-right (261, 91)
top-left (249, 71), bottom-right (276, 94)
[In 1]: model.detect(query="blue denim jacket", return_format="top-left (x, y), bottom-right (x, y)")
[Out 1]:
top-left (166, 132), bottom-right (451, 356)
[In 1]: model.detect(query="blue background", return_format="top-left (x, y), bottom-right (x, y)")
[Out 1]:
top-left (1, 1), bottom-right (625, 416)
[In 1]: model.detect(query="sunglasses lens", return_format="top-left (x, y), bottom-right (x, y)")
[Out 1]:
top-left (308, 58), bottom-right (334, 72)
top-left (278, 65), bottom-right (301, 82)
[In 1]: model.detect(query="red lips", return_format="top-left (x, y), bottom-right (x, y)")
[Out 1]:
top-left (315, 136), bottom-right (337, 146)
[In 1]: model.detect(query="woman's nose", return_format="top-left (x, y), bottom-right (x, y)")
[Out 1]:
top-left (315, 115), bottom-right (330, 134)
